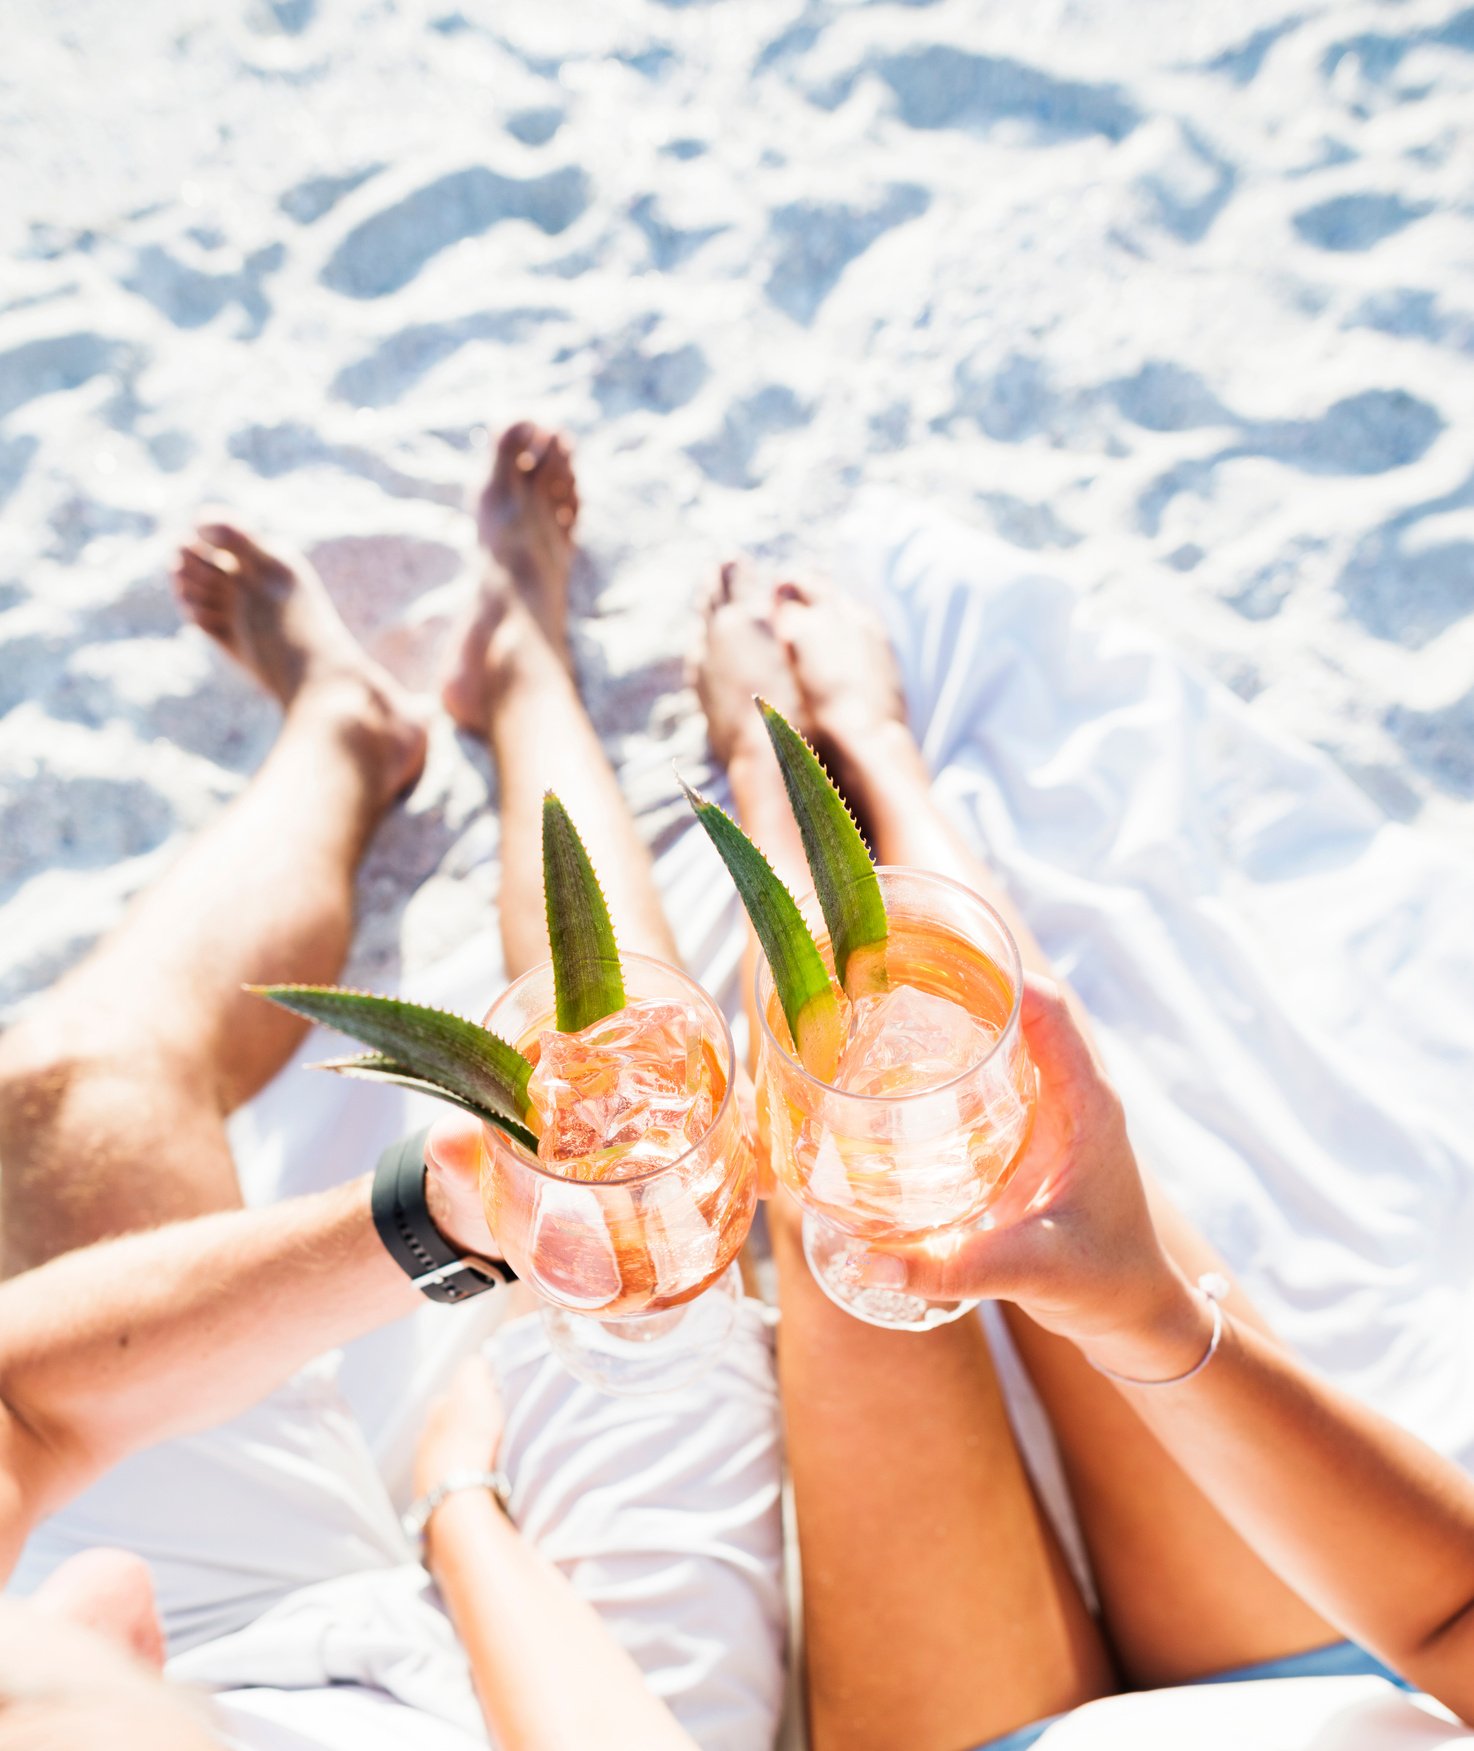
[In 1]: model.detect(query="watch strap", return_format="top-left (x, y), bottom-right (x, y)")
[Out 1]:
top-left (371, 1126), bottom-right (515, 1304)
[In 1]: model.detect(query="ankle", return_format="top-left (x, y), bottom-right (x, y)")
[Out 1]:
top-left (484, 597), bottom-right (571, 694)
top-left (486, 553), bottom-right (572, 665)
top-left (286, 671), bottom-right (424, 802)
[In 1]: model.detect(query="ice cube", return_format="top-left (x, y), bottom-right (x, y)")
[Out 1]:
top-left (641, 1180), bottom-right (723, 1299)
top-left (526, 1180), bottom-right (624, 1310)
top-left (528, 998), bottom-right (715, 1180)
top-left (834, 984), bottom-right (994, 1098)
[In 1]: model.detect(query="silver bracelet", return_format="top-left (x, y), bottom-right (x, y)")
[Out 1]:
top-left (1088, 1272), bottom-right (1231, 1388)
top-left (403, 1468), bottom-right (512, 1555)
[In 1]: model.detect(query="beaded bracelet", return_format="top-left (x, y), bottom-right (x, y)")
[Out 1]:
top-left (1088, 1271), bottom-right (1231, 1388)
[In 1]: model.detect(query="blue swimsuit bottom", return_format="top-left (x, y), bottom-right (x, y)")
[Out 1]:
top-left (974, 1641), bottom-right (1411, 1751)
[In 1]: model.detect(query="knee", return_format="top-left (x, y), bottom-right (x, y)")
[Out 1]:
top-left (0, 1013), bottom-right (138, 1147)
top-left (0, 1016), bottom-right (80, 1133)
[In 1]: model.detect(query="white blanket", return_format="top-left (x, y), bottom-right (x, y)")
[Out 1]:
top-left (227, 493), bottom-right (1474, 1747)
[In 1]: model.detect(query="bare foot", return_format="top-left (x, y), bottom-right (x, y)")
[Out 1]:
top-left (171, 521), bottom-right (427, 801)
top-left (444, 421), bottom-right (579, 735)
top-left (692, 559), bottom-right (813, 769)
top-left (771, 575), bottom-right (908, 778)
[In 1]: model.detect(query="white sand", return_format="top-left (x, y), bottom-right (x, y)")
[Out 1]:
top-left (2, 0), bottom-right (1472, 1016)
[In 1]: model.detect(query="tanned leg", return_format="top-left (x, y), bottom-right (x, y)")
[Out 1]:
top-left (774, 572), bottom-right (1339, 1687)
top-left (0, 526), bottom-right (426, 1274)
top-left (700, 567), bottom-right (1114, 1751)
top-left (443, 422), bottom-right (677, 978)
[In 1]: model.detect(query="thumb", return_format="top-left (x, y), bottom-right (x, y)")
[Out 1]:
top-left (861, 1218), bottom-right (1026, 1305)
top-left (424, 1113), bottom-right (483, 1180)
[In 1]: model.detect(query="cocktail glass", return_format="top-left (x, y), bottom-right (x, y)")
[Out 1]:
top-left (756, 867), bottom-right (1036, 1331)
top-left (479, 953), bottom-right (757, 1395)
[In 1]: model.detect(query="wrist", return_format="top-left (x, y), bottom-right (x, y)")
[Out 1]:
top-left (419, 1474), bottom-right (512, 1568)
top-left (423, 1167), bottom-right (493, 1262)
top-left (407, 1463), bottom-right (511, 1561)
top-left (1075, 1263), bottom-right (1212, 1383)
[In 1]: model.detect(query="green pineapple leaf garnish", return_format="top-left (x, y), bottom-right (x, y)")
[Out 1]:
top-left (314, 1053), bottom-right (539, 1153)
top-left (679, 777), bottom-right (845, 1080)
top-left (254, 986), bottom-right (536, 1146)
top-left (757, 699), bottom-right (886, 995)
top-left (543, 791), bottom-right (625, 1034)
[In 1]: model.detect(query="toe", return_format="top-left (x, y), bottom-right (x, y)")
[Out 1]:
top-left (773, 578), bottom-right (814, 607)
top-left (535, 433), bottom-right (577, 497)
top-left (706, 559), bottom-right (774, 618)
top-left (176, 546), bottom-right (228, 587)
top-left (496, 420), bottom-right (550, 480)
top-left (772, 590), bottom-right (812, 655)
top-left (196, 521), bottom-right (270, 573)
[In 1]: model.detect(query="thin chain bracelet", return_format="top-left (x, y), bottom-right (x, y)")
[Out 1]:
top-left (1088, 1272), bottom-right (1231, 1388)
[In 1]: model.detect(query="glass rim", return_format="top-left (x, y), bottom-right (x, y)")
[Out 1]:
top-left (753, 865), bottom-right (1025, 1106)
top-left (483, 949), bottom-right (738, 1189)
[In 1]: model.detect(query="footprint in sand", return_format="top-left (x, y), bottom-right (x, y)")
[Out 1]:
top-left (765, 184), bottom-right (929, 323)
top-left (1386, 687), bottom-right (1474, 800)
top-left (123, 241), bottom-right (283, 335)
top-left (837, 44), bottom-right (1140, 143)
top-left (1339, 472), bottom-right (1474, 649)
top-left (320, 164), bottom-right (591, 299)
top-left (1135, 387), bottom-right (1445, 535)
top-left (0, 331), bottom-right (133, 422)
top-left (593, 329), bottom-right (708, 417)
top-left (687, 385), bottom-right (811, 489)
top-left (279, 164), bottom-right (384, 225)
top-left (506, 106), bottom-right (563, 147)
top-left (330, 307), bottom-right (567, 408)
top-left (1293, 191), bottom-right (1431, 253)
top-left (0, 434), bottom-right (38, 509)
top-left (0, 766), bottom-right (177, 898)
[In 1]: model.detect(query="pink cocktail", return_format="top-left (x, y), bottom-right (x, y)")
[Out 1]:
top-left (480, 953), bottom-right (756, 1394)
top-left (757, 867), bottom-right (1036, 1330)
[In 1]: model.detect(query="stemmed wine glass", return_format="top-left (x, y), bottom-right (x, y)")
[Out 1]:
top-left (756, 867), bottom-right (1035, 1331)
top-left (479, 952), bottom-right (757, 1395)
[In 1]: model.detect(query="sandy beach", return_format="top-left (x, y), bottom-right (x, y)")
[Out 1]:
top-left (3, 0), bottom-right (1472, 1016)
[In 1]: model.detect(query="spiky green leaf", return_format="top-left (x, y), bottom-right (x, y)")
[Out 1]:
top-left (315, 1053), bottom-right (539, 1152)
top-left (543, 793), bottom-right (625, 1034)
top-left (679, 777), bottom-right (844, 1079)
top-left (253, 986), bottom-right (534, 1134)
top-left (757, 699), bottom-right (886, 993)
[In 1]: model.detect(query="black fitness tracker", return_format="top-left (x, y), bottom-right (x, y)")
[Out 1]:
top-left (370, 1125), bottom-right (517, 1304)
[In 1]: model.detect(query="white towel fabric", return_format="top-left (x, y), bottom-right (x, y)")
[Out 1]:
top-left (11, 492), bottom-right (1474, 1750)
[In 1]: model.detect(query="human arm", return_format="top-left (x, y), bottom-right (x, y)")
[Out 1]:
top-left (881, 977), bottom-right (1474, 1717)
top-left (413, 1357), bottom-right (700, 1751)
top-left (0, 1120), bottom-right (490, 1581)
